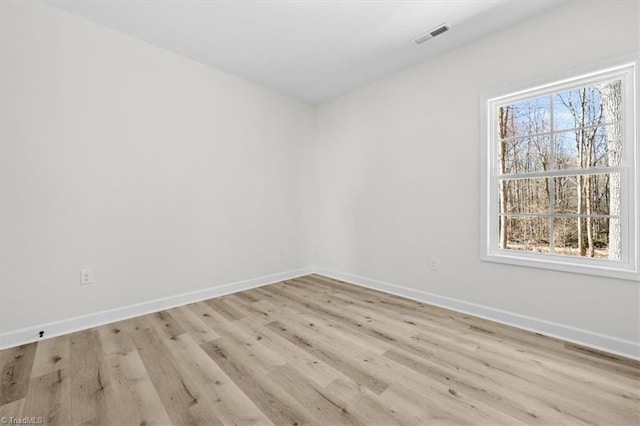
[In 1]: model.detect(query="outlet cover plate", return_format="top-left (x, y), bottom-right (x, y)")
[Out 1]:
top-left (80, 268), bottom-right (94, 285)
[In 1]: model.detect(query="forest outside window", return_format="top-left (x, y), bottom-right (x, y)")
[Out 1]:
top-left (482, 61), bottom-right (639, 280)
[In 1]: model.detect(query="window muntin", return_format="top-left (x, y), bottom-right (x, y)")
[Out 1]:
top-left (483, 62), bottom-right (638, 280)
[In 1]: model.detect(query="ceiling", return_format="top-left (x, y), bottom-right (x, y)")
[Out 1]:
top-left (46, 1), bottom-right (564, 104)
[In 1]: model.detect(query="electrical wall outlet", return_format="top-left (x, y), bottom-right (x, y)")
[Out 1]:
top-left (430, 257), bottom-right (439, 271)
top-left (80, 268), bottom-right (94, 284)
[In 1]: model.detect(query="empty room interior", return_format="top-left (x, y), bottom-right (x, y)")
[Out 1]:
top-left (1, 0), bottom-right (639, 425)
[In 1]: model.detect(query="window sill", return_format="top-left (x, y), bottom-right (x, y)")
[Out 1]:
top-left (481, 250), bottom-right (640, 282)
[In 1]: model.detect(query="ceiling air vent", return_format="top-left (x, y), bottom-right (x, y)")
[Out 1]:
top-left (411, 23), bottom-right (450, 46)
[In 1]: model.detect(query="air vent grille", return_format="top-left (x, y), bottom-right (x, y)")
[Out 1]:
top-left (413, 33), bottom-right (433, 45)
top-left (430, 24), bottom-right (449, 38)
top-left (412, 23), bottom-right (449, 46)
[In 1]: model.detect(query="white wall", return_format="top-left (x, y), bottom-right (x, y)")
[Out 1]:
top-left (0, 1), bottom-right (316, 334)
top-left (315, 1), bottom-right (639, 343)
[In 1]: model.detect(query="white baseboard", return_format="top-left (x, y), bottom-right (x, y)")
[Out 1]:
top-left (314, 267), bottom-right (640, 361)
top-left (0, 267), bottom-right (313, 350)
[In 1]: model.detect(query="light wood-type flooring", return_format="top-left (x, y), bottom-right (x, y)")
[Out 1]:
top-left (1, 274), bottom-right (639, 425)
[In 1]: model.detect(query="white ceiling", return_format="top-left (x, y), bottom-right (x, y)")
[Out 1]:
top-left (46, 0), bottom-right (564, 104)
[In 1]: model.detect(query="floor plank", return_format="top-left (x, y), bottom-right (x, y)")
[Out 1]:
top-left (201, 338), bottom-right (317, 425)
top-left (30, 335), bottom-right (70, 379)
top-left (103, 348), bottom-right (172, 425)
top-left (0, 343), bottom-right (37, 406)
top-left (22, 368), bottom-right (71, 426)
top-left (68, 329), bottom-right (111, 425)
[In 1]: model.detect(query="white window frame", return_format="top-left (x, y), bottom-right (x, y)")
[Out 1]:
top-left (481, 59), bottom-right (639, 281)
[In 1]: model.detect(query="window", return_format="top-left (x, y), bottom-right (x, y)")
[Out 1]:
top-left (482, 61), bottom-right (638, 281)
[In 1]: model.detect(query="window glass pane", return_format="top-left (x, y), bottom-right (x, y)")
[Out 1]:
top-left (497, 96), bottom-right (550, 139)
top-left (554, 85), bottom-right (604, 130)
top-left (592, 173), bottom-right (619, 216)
top-left (499, 178), bottom-right (550, 214)
top-left (606, 217), bottom-right (622, 261)
top-left (593, 79), bottom-right (623, 127)
top-left (499, 136), bottom-right (550, 174)
top-left (500, 216), bottom-right (550, 253)
top-left (553, 173), bottom-right (619, 215)
top-left (553, 217), bottom-right (619, 260)
top-left (553, 217), bottom-right (580, 256)
top-left (553, 176), bottom-right (578, 213)
top-left (594, 124), bottom-right (623, 167)
top-left (554, 131), bottom-right (579, 169)
top-left (554, 125), bottom-right (622, 170)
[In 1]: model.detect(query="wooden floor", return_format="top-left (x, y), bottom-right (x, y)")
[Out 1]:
top-left (1, 275), bottom-right (639, 425)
